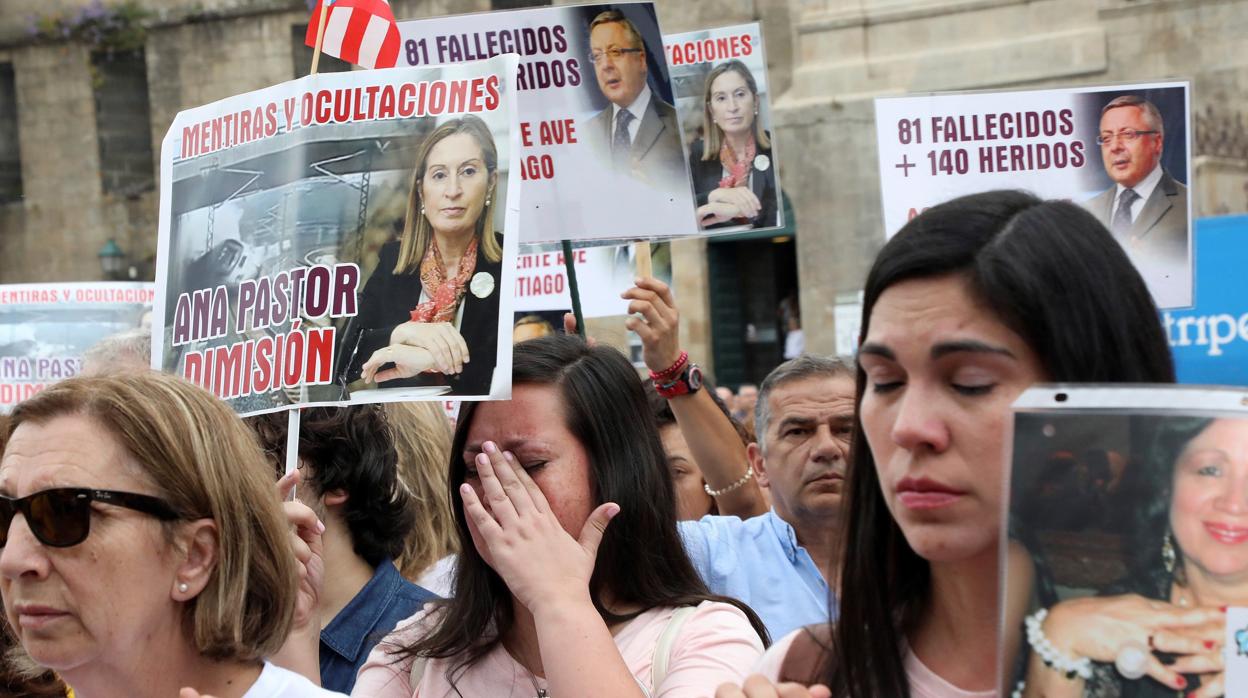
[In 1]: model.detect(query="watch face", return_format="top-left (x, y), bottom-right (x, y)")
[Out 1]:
top-left (688, 365), bottom-right (703, 391)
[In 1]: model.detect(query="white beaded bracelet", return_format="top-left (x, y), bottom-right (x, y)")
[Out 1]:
top-left (704, 465), bottom-right (754, 497)
top-left (1024, 608), bottom-right (1093, 680)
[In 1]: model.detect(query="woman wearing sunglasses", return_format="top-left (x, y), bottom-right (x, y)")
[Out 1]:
top-left (0, 372), bottom-right (343, 698)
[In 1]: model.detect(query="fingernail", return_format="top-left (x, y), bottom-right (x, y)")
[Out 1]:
top-left (1175, 676), bottom-right (1186, 689)
top-left (607, 503), bottom-right (621, 517)
top-left (476, 453), bottom-right (490, 466)
top-left (459, 483), bottom-right (472, 496)
top-left (483, 441), bottom-right (496, 454)
top-left (316, 519), bottom-right (326, 534)
top-left (1204, 640), bottom-right (1215, 649)
top-left (503, 451), bottom-right (515, 462)
top-left (1221, 605), bottom-right (1229, 612)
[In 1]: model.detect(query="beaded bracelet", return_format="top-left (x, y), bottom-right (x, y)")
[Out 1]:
top-left (704, 465), bottom-right (754, 497)
top-left (1024, 608), bottom-right (1093, 680)
top-left (649, 351), bottom-right (689, 382)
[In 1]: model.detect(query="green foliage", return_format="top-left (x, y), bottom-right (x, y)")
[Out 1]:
top-left (27, 1), bottom-right (151, 59)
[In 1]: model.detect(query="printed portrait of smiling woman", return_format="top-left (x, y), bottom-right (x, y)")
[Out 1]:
top-left (1015, 415), bottom-right (1248, 697)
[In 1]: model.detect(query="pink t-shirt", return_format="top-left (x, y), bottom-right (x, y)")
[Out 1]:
top-left (353, 600), bottom-right (764, 698)
top-left (756, 629), bottom-right (996, 698)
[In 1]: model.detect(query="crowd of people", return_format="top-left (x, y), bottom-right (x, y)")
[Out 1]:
top-left (0, 189), bottom-right (1231, 697)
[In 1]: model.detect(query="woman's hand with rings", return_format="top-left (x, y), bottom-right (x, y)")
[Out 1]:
top-left (620, 277), bottom-right (680, 375)
top-left (708, 186), bottom-right (762, 219)
top-left (458, 441), bottom-right (619, 617)
top-left (389, 321), bottom-right (470, 374)
top-left (714, 676), bottom-right (832, 698)
top-left (361, 344), bottom-right (438, 384)
top-left (1044, 595), bottom-right (1225, 691)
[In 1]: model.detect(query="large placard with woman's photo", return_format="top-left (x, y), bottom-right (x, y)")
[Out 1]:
top-left (1004, 385), bottom-right (1248, 696)
top-left (152, 55), bottom-right (521, 416)
top-left (663, 22), bottom-right (783, 233)
top-left (875, 82), bottom-right (1193, 309)
top-left (397, 3), bottom-right (700, 243)
top-left (0, 283), bottom-right (155, 413)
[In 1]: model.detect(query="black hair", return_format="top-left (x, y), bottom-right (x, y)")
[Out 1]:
top-left (404, 334), bottom-right (768, 685)
top-left (1121, 416), bottom-right (1216, 597)
top-left (823, 190), bottom-right (1175, 696)
top-left (247, 405), bottom-right (415, 567)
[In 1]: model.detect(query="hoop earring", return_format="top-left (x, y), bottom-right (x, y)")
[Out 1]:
top-left (1162, 530), bottom-right (1176, 575)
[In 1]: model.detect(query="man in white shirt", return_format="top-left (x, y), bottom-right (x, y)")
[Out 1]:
top-left (1082, 94), bottom-right (1190, 307)
top-left (583, 10), bottom-right (685, 190)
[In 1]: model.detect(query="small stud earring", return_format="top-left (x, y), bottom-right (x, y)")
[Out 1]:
top-left (178, 582), bottom-right (189, 594)
top-left (485, 196), bottom-right (491, 207)
top-left (419, 205), bottom-right (426, 216)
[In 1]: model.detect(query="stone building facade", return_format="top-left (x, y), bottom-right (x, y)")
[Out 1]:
top-left (1, 0), bottom-right (1246, 377)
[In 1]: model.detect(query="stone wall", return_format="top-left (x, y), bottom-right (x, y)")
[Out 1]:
top-left (777, 0), bottom-right (1248, 355)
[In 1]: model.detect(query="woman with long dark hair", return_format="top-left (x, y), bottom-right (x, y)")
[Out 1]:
top-left (353, 335), bottom-right (768, 697)
top-left (716, 190), bottom-right (1180, 697)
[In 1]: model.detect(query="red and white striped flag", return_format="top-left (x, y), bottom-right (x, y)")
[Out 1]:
top-left (305, 0), bottom-right (402, 70)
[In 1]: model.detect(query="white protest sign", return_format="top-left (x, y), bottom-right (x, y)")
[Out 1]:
top-left (876, 82), bottom-right (1192, 308)
top-left (514, 242), bottom-right (671, 318)
top-left (664, 22), bottom-right (784, 233)
top-left (0, 283), bottom-right (155, 412)
top-left (153, 55), bottom-right (521, 415)
top-left (398, 3), bottom-right (699, 243)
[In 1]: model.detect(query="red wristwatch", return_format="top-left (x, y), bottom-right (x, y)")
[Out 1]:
top-left (655, 363), bottom-right (703, 399)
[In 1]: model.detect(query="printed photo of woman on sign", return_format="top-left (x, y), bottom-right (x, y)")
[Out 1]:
top-left (154, 58), bottom-right (518, 416)
top-left (1006, 389), bottom-right (1248, 697)
top-left (665, 24), bottom-right (782, 231)
top-left (340, 115), bottom-right (504, 397)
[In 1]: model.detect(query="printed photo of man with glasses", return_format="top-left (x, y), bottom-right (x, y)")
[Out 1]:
top-left (1082, 94), bottom-right (1190, 307)
top-left (582, 9), bottom-right (686, 192)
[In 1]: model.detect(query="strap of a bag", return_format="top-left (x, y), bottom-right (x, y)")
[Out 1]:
top-left (408, 654), bottom-right (429, 692)
top-left (649, 605), bottom-right (698, 694)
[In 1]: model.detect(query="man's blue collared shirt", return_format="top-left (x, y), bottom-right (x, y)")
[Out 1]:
top-left (679, 510), bottom-right (832, 642)
top-left (319, 558), bottom-right (436, 693)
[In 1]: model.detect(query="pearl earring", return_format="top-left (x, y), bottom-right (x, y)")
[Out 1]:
top-left (419, 204), bottom-right (426, 216)
top-left (178, 582), bottom-right (189, 593)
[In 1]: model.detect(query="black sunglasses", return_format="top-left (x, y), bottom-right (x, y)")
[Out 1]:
top-left (0, 488), bottom-right (184, 548)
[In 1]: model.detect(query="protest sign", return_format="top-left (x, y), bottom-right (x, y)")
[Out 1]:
top-left (1167, 215), bottom-right (1248, 386)
top-left (664, 22), bottom-right (783, 232)
top-left (0, 282), bottom-right (154, 412)
top-left (514, 241), bottom-right (671, 319)
top-left (876, 82), bottom-right (1193, 308)
top-left (397, 3), bottom-right (699, 243)
top-left (1004, 385), bottom-right (1248, 693)
top-left (153, 55), bottom-right (521, 416)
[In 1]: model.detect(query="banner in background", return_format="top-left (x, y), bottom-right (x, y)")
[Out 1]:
top-left (664, 22), bottom-right (783, 232)
top-left (398, 3), bottom-right (700, 243)
top-left (1168, 215), bottom-right (1248, 387)
top-left (876, 81), bottom-right (1193, 308)
top-left (0, 282), bottom-right (154, 412)
top-left (153, 56), bottom-right (521, 416)
top-left (514, 241), bottom-right (671, 319)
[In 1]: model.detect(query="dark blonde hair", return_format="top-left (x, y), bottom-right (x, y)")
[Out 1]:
top-left (395, 115), bottom-right (501, 273)
top-left (701, 60), bottom-right (770, 160)
top-left (5, 373), bottom-right (299, 662)
top-left (384, 401), bottom-right (459, 581)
